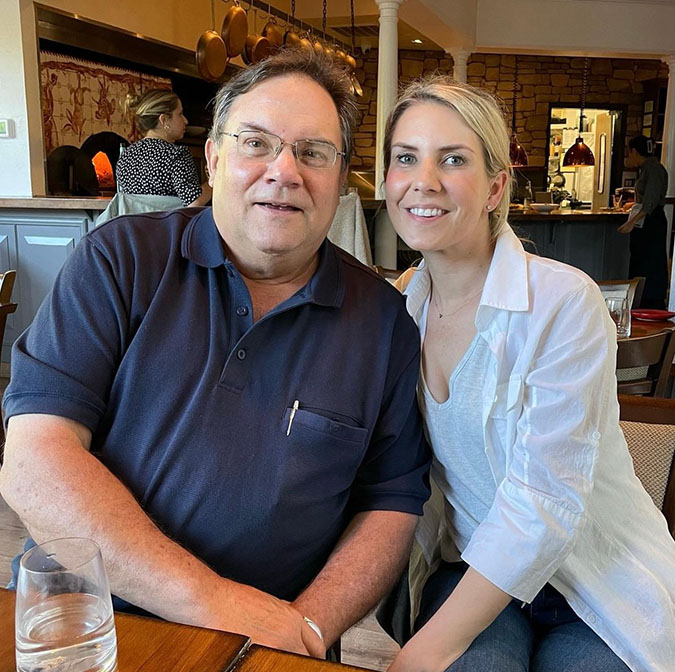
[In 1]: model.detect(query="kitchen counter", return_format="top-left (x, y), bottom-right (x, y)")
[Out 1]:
top-left (0, 197), bottom-right (111, 210)
top-left (0, 198), bottom-right (111, 361)
top-left (509, 208), bottom-right (628, 222)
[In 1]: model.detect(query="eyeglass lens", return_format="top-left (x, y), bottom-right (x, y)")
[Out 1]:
top-left (236, 130), bottom-right (338, 168)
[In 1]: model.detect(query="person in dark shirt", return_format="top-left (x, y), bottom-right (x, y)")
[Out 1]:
top-left (0, 50), bottom-right (430, 659)
top-left (117, 89), bottom-right (212, 207)
top-left (617, 135), bottom-right (669, 309)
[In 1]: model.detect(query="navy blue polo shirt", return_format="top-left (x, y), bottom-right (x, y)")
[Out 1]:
top-left (4, 207), bottom-right (430, 602)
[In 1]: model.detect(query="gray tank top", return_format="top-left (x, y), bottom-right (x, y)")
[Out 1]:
top-left (418, 297), bottom-right (497, 556)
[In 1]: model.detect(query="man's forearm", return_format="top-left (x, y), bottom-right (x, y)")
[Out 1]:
top-left (292, 510), bottom-right (418, 646)
top-left (0, 414), bottom-right (243, 628)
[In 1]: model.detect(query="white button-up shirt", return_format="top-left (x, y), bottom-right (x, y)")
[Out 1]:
top-left (404, 228), bottom-right (675, 672)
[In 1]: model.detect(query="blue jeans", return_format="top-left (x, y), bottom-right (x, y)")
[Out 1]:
top-left (417, 561), bottom-right (630, 672)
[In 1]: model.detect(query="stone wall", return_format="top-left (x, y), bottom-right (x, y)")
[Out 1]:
top-left (351, 49), bottom-right (669, 169)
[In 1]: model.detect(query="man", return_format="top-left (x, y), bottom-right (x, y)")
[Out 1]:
top-left (0, 50), bottom-right (430, 658)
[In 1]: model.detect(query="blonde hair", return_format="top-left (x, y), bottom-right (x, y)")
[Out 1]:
top-left (383, 76), bottom-right (512, 239)
top-left (126, 89), bottom-right (180, 133)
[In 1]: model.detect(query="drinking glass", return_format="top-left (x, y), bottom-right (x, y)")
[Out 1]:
top-left (605, 297), bottom-right (631, 338)
top-left (15, 537), bottom-right (118, 672)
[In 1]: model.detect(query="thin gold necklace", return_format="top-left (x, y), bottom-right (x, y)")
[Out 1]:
top-left (432, 287), bottom-right (483, 319)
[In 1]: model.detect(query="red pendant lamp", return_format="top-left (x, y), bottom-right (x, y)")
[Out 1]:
top-left (563, 57), bottom-right (595, 167)
top-left (509, 56), bottom-right (528, 167)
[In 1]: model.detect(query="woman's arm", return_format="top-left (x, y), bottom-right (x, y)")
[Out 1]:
top-left (388, 567), bottom-right (511, 672)
top-left (188, 182), bottom-right (212, 207)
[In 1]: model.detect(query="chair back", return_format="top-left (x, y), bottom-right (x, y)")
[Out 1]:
top-left (619, 394), bottom-right (675, 537)
top-left (0, 271), bottom-right (16, 305)
top-left (374, 266), bottom-right (403, 284)
top-left (0, 271), bottom-right (17, 459)
top-left (598, 277), bottom-right (645, 309)
top-left (616, 330), bottom-right (675, 397)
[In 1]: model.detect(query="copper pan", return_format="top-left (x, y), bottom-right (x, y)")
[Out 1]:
top-left (243, 33), bottom-right (274, 64)
top-left (284, 29), bottom-right (301, 48)
top-left (262, 13), bottom-right (284, 50)
top-left (351, 73), bottom-right (363, 97)
top-left (242, 5), bottom-right (273, 65)
top-left (312, 38), bottom-right (325, 56)
top-left (221, 0), bottom-right (248, 58)
top-left (196, 0), bottom-right (228, 82)
top-left (299, 33), bottom-right (313, 54)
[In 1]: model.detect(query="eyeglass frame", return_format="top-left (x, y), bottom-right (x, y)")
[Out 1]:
top-left (220, 129), bottom-right (346, 169)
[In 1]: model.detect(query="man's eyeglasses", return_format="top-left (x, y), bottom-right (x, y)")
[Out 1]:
top-left (222, 130), bottom-right (345, 169)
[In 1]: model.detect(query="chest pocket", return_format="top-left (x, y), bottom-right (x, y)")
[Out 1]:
top-left (279, 406), bottom-right (369, 508)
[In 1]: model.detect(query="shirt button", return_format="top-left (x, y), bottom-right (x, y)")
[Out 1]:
top-left (587, 613), bottom-right (597, 624)
top-left (236, 349), bottom-right (246, 360)
top-left (236, 306), bottom-right (249, 316)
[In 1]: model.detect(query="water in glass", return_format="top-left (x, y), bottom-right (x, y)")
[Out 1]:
top-left (15, 538), bottom-right (118, 672)
top-left (605, 297), bottom-right (631, 338)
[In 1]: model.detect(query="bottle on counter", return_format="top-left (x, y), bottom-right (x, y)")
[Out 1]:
top-left (523, 180), bottom-right (533, 209)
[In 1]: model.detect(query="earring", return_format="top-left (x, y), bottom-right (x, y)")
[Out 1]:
top-left (486, 204), bottom-right (493, 211)
top-left (164, 125), bottom-right (170, 131)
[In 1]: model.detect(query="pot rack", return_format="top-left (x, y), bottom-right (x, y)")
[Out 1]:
top-left (228, 0), bottom-right (353, 52)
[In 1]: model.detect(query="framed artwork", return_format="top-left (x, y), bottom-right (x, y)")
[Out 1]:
top-left (643, 113), bottom-right (653, 127)
top-left (643, 126), bottom-right (652, 138)
top-left (644, 100), bottom-right (654, 113)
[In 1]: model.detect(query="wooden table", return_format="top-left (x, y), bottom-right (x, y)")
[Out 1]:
top-left (0, 589), bottom-right (366, 671)
top-left (627, 316), bottom-right (675, 339)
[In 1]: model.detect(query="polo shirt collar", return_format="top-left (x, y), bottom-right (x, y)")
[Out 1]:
top-left (181, 207), bottom-right (344, 308)
top-left (181, 208), bottom-right (228, 268)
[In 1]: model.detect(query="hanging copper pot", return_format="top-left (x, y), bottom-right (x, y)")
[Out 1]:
top-left (220, 0), bottom-right (248, 58)
top-left (335, 49), bottom-right (348, 68)
top-left (351, 72), bottom-right (363, 97)
top-left (298, 33), bottom-right (313, 54)
top-left (242, 4), bottom-right (273, 65)
top-left (345, 53), bottom-right (357, 72)
top-left (284, 1), bottom-right (301, 48)
top-left (284, 28), bottom-right (301, 48)
top-left (262, 10), bottom-right (284, 50)
top-left (312, 37), bottom-right (325, 56)
top-left (196, 0), bottom-right (228, 82)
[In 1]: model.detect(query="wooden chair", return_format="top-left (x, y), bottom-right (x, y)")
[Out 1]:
top-left (598, 276), bottom-right (645, 309)
top-left (619, 394), bottom-right (675, 537)
top-left (0, 271), bottom-right (17, 459)
top-left (374, 266), bottom-right (403, 283)
top-left (616, 330), bottom-right (675, 397)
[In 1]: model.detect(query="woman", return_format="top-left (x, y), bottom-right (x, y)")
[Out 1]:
top-left (381, 77), bottom-right (675, 672)
top-left (117, 89), bottom-right (211, 206)
top-left (617, 135), bottom-right (669, 309)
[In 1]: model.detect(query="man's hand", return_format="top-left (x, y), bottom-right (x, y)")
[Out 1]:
top-left (199, 581), bottom-right (324, 657)
top-left (212, 584), bottom-right (313, 655)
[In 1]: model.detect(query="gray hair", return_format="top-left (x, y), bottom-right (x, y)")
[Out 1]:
top-left (209, 48), bottom-right (358, 165)
top-left (383, 76), bottom-right (513, 240)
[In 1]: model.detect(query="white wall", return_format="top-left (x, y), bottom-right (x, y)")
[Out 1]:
top-left (476, 0), bottom-right (675, 57)
top-left (0, 0), bottom-right (44, 197)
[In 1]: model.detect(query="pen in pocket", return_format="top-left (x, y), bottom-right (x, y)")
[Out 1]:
top-left (286, 399), bottom-right (300, 436)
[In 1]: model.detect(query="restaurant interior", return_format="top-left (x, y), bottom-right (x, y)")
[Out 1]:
top-left (1, 0), bottom-right (675, 670)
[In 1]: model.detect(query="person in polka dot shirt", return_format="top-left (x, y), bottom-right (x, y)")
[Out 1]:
top-left (117, 89), bottom-right (211, 207)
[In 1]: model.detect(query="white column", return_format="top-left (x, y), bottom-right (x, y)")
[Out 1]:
top-left (450, 48), bottom-right (470, 83)
top-left (662, 55), bottom-right (675, 310)
top-left (1, 0), bottom-right (45, 196)
top-left (373, 0), bottom-right (404, 267)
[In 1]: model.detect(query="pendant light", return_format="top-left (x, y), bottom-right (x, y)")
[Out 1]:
top-left (563, 57), bottom-right (595, 167)
top-left (509, 56), bottom-right (528, 167)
